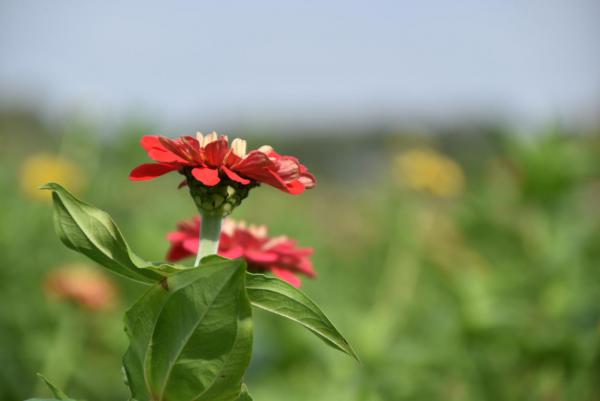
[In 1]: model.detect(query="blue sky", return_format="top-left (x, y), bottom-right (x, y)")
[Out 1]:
top-left (1, 0), bottom-right (599, 129)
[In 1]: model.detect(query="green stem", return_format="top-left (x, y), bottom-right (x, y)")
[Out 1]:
top-left (194, 212), bottom-right (222, 266)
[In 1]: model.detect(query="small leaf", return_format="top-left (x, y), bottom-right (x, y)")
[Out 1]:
top-left (26, 374), bottom-right (77, 401)
top-left (235, 384), bottom-right (253, 401)
top-left (246, 272), bottom-right (358, 361)
top-left (41, 183), bottom-right (186, 284)
top-left (123, 257), bottom-right (253, 401)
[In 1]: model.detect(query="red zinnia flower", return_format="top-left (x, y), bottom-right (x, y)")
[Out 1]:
top-left (166, 217), bottom-right (315, 287)
top-left (130, 133), bottom-right (316, 195)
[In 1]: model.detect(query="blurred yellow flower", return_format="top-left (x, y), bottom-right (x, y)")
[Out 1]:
top-left (394, 149), bottom-right (465, 197)
top-left (20, 153), bottom-right (85, 200)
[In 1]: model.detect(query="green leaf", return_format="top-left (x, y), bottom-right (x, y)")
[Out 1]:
top-left (37, 374), bottom-right (72, 400)
top-left (25, 398), bottom-right (67, 401)
top-left (123, 257), bottom-right (253, 401)
top-left (235, 384), bottom-right (253, 401)
top-left (40, 182), bottom-right (185, 284)
top-left (245, 273), bottom-right (358, 361)
top-left (25, 374), bottom-right (77, 401)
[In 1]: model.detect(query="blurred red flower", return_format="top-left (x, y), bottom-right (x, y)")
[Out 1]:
top-left (167, 217), bottom-right (315, 287)
top-left (130, 133), bottom-right (315, 195)
top-left (44, 264), bottom-right (117, 311)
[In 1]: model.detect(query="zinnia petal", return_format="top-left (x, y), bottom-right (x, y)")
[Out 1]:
top-left (141, 136), bottom-right (164, 152)
top-left (141, 136), bottom-right (188, 163)
top-left (191, 167), bottom-right (220, 186)
top-left (296, 258), bottom-right (316, 277)
top-left (298, 169), bottom-right (316, 189)
top-left (245, 249), bottom-right (279, 263)
top-left (222, 166), bottom-right (251, 185)
top-left (283, 178), bottom-right (306, 195)
top-left (158, 137), bottom-right (196, 164)
top-left (129, 163), bottom-right (178, 181)
top-left (182, 238), bottom-right (200, 254)
top-left (234, 150), bottom-right (273, 174)
top-left (167, 231), bottom-right (188, 242)
top-left (263, 170), bottom-right (306, 194)
top-left (271, 267), bottom-right (302, 287)
top-left (218, 245), bottom-right (245, 259)
top-left (235, 151), bottom-right (308, 194)
top-left (204, 137), bottom-right (230, 167)
top-left (166, 243), bottom-right (191, 261)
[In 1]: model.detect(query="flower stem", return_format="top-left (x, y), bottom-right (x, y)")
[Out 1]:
top-left (194, 212), bottom-right (222, 266)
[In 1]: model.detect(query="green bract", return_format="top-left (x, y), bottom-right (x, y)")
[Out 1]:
top-left (184, 169), bottom-right (257, 217)
top-left (38, 183), bottom-right (356, 401)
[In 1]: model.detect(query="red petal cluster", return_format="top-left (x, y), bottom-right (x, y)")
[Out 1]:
top-left (130, 133), bottom-right (315, 195)
top-left (166, 217), bottom-right (315, 287)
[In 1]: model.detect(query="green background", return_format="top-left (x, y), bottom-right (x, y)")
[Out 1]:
top-left (1, 111), bottom-right (600, 401)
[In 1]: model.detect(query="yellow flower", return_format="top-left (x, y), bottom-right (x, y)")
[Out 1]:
top-left (20, 153), bottom-right (85, 200)
top-left (394, 149), bottom-right (465, 198)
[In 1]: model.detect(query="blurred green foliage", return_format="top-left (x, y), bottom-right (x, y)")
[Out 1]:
top-left (1, 109), bottom-right (600, 401)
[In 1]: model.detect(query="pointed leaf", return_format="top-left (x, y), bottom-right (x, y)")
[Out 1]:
top-left (245, 272), bottom-right (358, 361)
top-left (40, 183), bottom-right (185, 284)
top-left (235, 384), bottom-right (253, 401)
top-left (25, 374), bottom-right (77, 401)
top-left (123, 257), bottom-right (253, 401)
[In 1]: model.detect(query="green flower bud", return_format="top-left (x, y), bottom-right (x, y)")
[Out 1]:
top-left (184, 169), bottom-right (257, 217)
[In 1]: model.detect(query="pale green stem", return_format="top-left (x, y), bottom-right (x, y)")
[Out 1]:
top-left (194, 212), bottom-right (223, 266)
